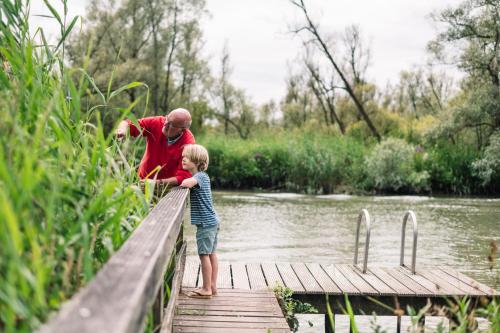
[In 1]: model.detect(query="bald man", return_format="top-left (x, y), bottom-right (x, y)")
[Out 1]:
top-left (116, 108), bottom-right (196, 186)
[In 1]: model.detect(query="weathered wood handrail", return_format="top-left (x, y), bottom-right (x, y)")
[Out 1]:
top-left (38, 187), bottom-right (189, 333)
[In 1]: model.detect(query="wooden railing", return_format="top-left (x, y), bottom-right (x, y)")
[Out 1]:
top-left (38, 187), bottom-right (189, 333)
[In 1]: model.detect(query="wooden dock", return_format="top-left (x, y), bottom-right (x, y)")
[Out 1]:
top-left (174, 288), bottom-right (290, 332)
top-left (39, 190), bottom-right (497, 333)
top-left (182, 259), bottom-right (499, 297)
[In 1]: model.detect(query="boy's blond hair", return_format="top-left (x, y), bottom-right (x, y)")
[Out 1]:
top-left (182, 144), bottom-right (209, 171)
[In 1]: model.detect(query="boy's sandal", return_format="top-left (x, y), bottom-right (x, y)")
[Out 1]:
top-left (186, 290), bottom-right (212, 299)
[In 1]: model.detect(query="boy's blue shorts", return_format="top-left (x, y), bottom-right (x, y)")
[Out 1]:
top-left (196, 224), bottom-right (219, 255)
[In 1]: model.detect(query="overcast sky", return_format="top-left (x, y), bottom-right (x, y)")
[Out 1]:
top-left (30, 0), bottom-right (462, 105)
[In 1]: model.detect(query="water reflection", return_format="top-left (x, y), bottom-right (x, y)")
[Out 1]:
top-left (184, 191), bottom-right (500, 287)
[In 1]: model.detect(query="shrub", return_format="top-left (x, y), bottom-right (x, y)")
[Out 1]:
top-left (200, 132), bottom-right (367, 194)
top-left (424, 144), bottom-right (481, 194)
top-left (365, 138), bottom-right (430, 193)
top-left (274, 285), bottom-right (318, 332)
top-left (472, 131), bottom-right (500, 189)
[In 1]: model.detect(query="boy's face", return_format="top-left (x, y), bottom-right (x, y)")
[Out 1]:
top-left (182, 155), bottom-right (197, 172)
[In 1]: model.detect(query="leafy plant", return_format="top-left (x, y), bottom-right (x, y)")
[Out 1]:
top-left (365, 138), bottom-right (430, 193)
top-left (273, 285), bottom-right (318, 332)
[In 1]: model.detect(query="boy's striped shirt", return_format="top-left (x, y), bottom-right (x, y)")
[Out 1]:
top-left (190, 171), bottom-right (219, 227)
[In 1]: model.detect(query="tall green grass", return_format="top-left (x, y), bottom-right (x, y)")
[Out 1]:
top-left (0, 1), bottom-right (150, 331)
top-left (199, 129), bottom-right (492, 195)
top-left (199, 129), bottom-right (368, 194)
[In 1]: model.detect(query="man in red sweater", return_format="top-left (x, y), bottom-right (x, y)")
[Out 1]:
top-left (115, 108), bottom-right (196, 186)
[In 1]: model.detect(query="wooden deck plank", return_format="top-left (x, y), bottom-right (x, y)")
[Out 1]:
top-left (183, 287), bottom-right (269, 293)
top-left (181, 289), bottom-right (273, 297)
top-left (174, 315), bottom-right (289, 323)
top-left (176, 303), bottom-right (280, 311)
top-left (176, 309), bottom-right (284, 317)
top-left (232, 262), bottom-right (251, 289)
top-left (383, 267), bottom-right (433, 296)
top-left (369, 267), bottom-right (415, 295)
top-left (173, 320), bottom-right (289, 329)
top-left (179, 297), bottom-right (275, 303)
top-left (246, 263), bottom-right (268, 290)
top-left (182, 258), bottom-right (199, 288)
top-left (424, 268), bottom-right (485, 296)
top-left (173, 328), bottom-right (290, 333)
top-left (276, 263), bottom-right (305, 292)
top-left (177, 301), bottom-right (280, 311)
top-left (218, 262), bottom-right (232, 288)
top-left (395, 267), bottom-right (447, 295)
top-left (178, 299), bottom-right (278, 306)
top-left (198, 261), bottom-right (231, 289)
top-left (177, 304), bottom-right (281, 316)
top-left (438, 266), bottom-right (498, 295)
top-left (305, 263), bottom-right (342, 294)
top-left (348, 266), bottom-right (396, 295)
top-left (412, 268), bottom-right (471, 296)
top-left (261, 263), bottom-right (285, 289)
top-left (322, 264), bottom-right (360, 294)
top-left (291, 263), bottom-right (323, 293)
top-left (337, 265), bottom-right (379, 295)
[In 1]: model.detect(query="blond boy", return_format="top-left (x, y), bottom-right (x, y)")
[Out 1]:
top-left (180, 144), bottom-right (219, 298)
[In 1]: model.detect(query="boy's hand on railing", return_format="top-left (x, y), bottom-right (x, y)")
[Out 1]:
top-left (180, 178), bottom-right (197, 188)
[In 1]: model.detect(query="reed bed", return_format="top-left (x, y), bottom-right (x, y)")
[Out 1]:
top-left (0, 1), bottom-right (150, 331)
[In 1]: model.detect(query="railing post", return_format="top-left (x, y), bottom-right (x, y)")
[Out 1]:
top-left (353, 209), bottom-right (371, 273)
top-left (152, 283), bottom-right (164, 333)
top-left (400, 210), bottom-right (418, 274)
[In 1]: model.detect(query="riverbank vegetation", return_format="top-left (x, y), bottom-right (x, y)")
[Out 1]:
top-left (65, 0), bottom-right (499, 195)
top-left (199, 130), bottom-right (493, 195)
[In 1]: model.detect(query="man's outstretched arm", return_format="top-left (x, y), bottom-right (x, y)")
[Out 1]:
top-left (159, 177), bottom-right (179, 186)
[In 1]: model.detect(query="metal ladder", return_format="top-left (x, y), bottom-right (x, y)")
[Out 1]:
top-left (353, 209), bottom-right (418, 274)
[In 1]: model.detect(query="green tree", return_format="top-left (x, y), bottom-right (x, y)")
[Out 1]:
top-left (281, 68), bottom-right (316, 129)
top-left (290, 0), bottom-right (381, 141)
top-left (67, 0), bottom-right (209, 125)
top-left (384, 68), bottom-right (453, 118)
top-left (429, 0), bottom-right (500, 147)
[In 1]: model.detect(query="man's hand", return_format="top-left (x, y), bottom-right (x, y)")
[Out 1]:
top-left (115, 120), bottom-right (129, 140)
top-left (115, 128), bottom-right (126, 139)
top-left (180, 177), bottom-right (198, 188)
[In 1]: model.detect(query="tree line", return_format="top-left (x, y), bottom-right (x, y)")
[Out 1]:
top-left (67, 0), bottom-right (499, 191)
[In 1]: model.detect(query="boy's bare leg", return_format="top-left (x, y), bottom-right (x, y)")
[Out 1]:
top-left (198, 254), bottom-right (212, 295)
top-left (209, 253), bottom-right (218, 295)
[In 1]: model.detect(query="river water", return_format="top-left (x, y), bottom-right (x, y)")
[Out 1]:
top-left (185, 191), bottom-right (500, 287)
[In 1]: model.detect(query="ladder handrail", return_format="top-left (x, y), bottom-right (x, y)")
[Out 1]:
top-left (353, 209), bottom-right (371, 273)
top-left (400, 210), bottom-right (418, 274)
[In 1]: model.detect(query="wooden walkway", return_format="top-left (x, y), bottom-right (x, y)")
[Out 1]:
top-left (182, 259), bottom-right (499, 297)
top-left (174, 288), bottom-right (290, 333)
